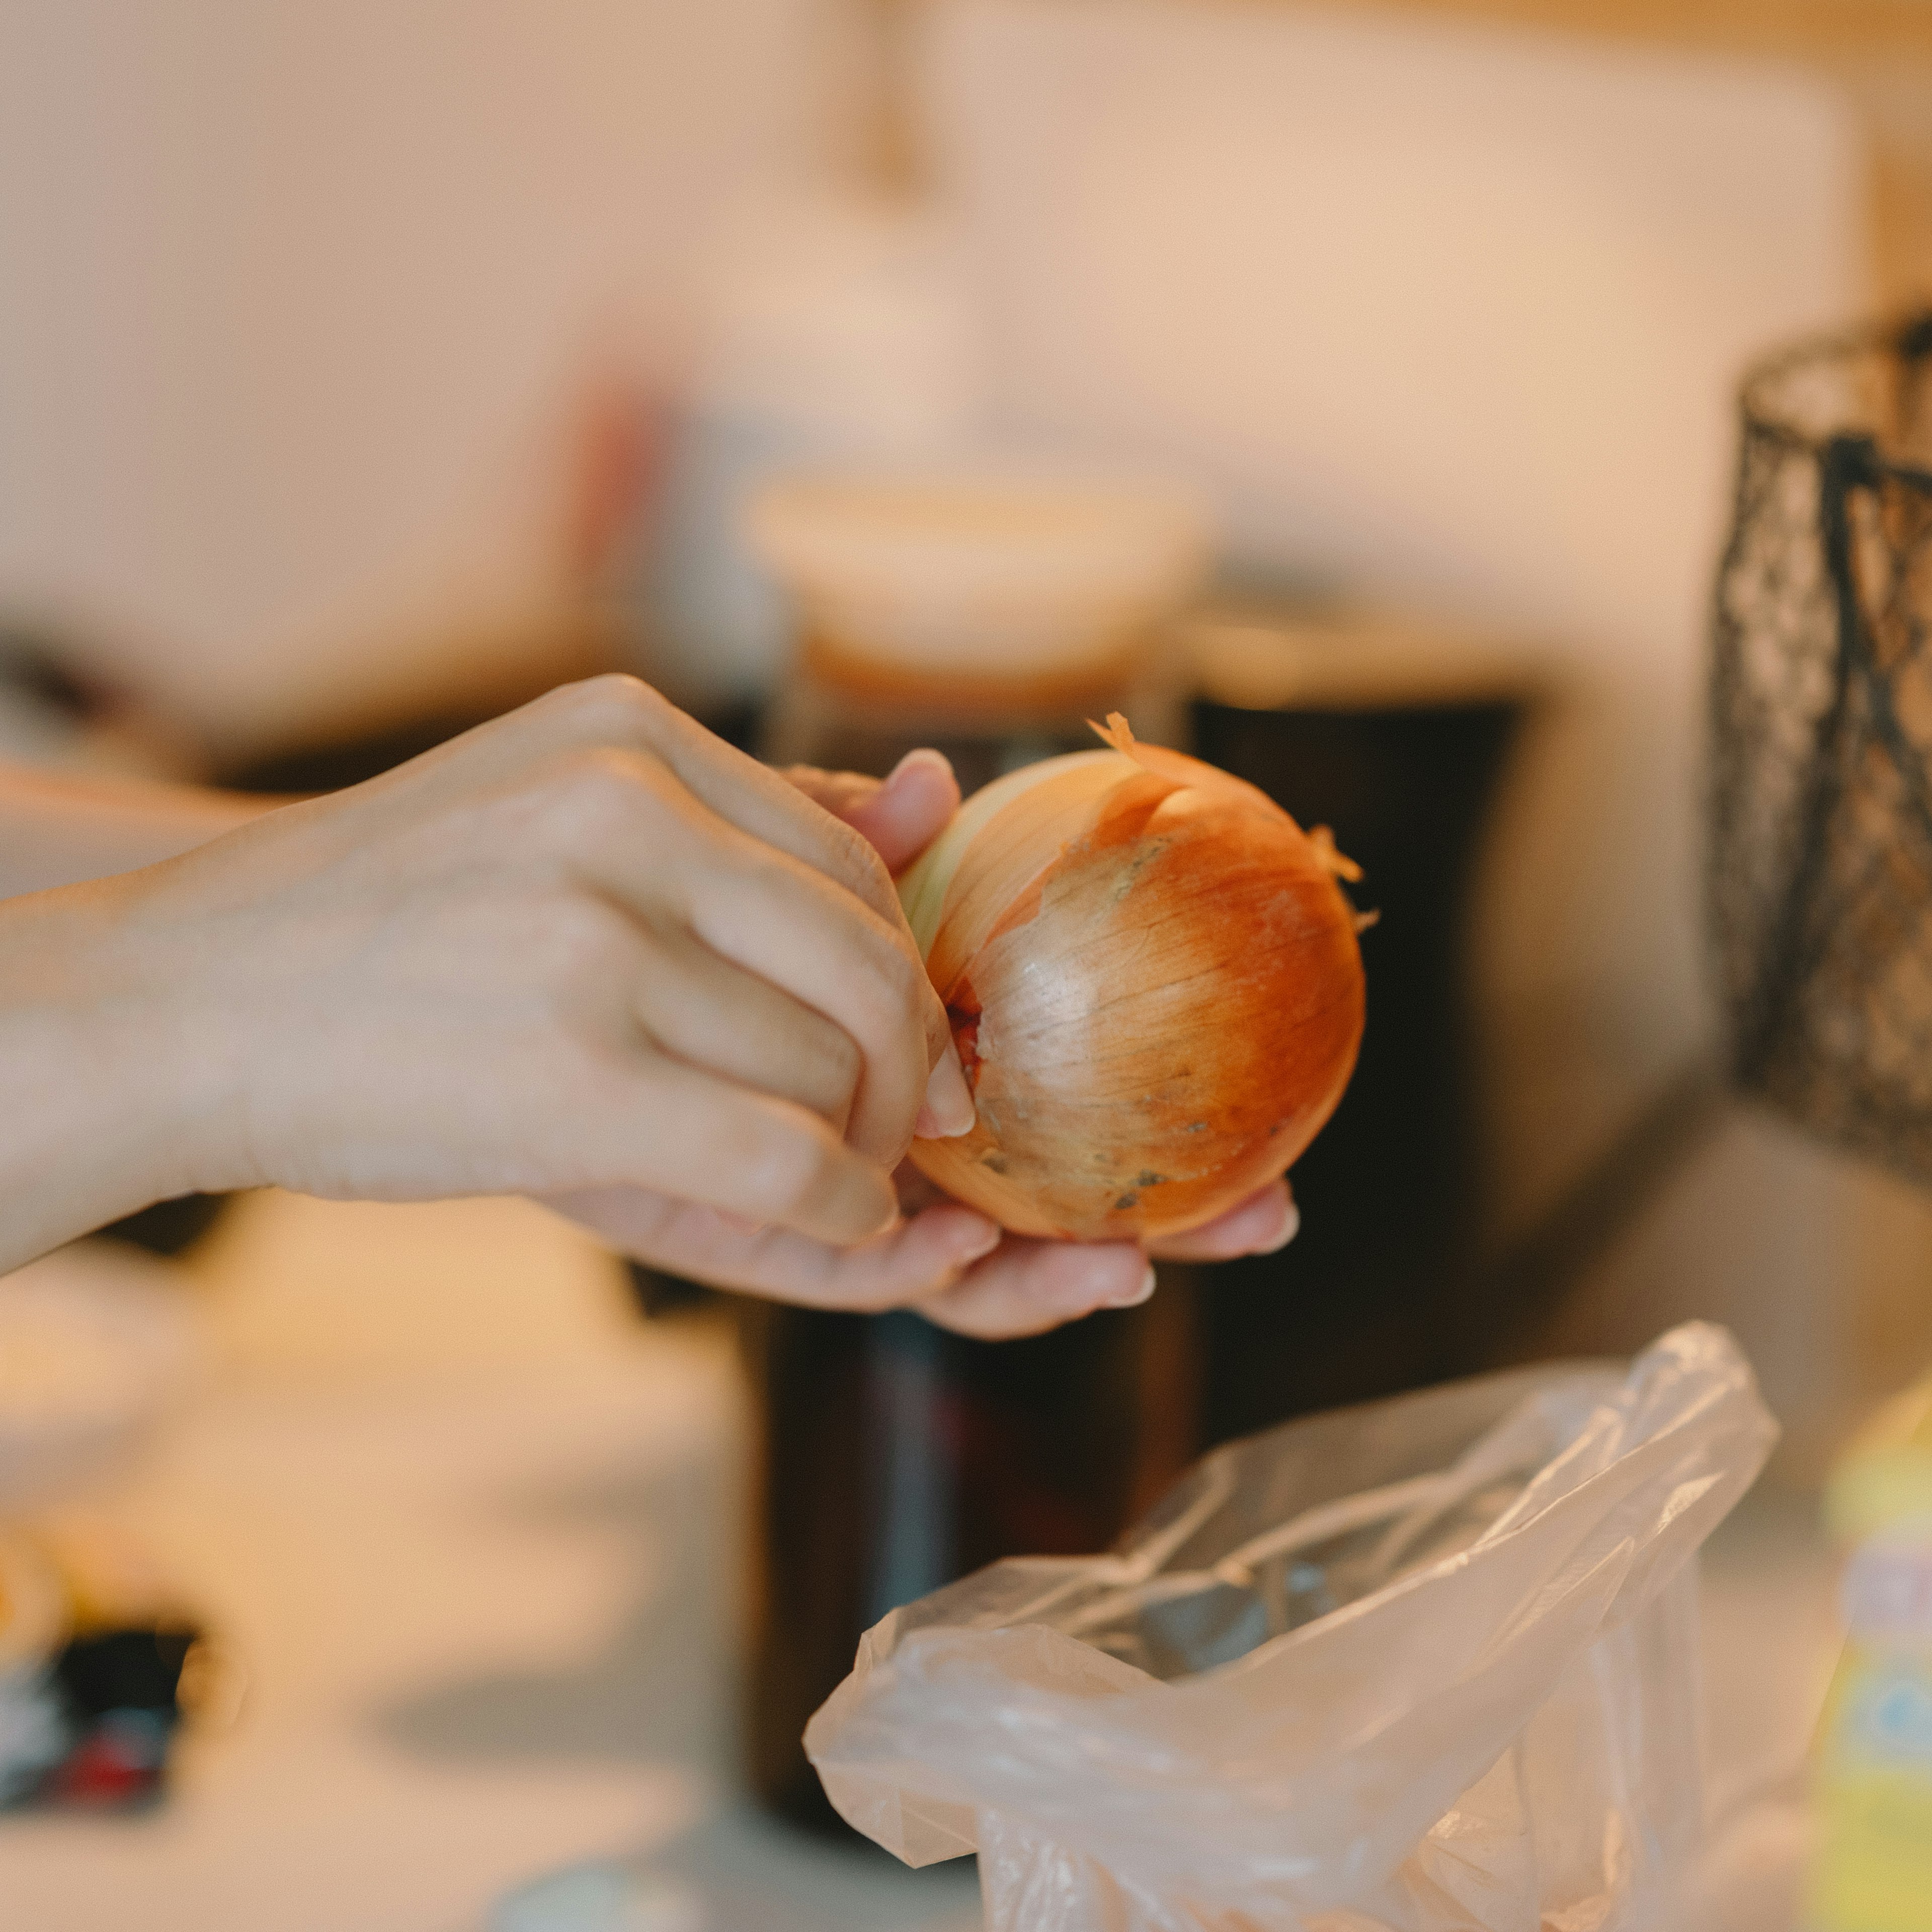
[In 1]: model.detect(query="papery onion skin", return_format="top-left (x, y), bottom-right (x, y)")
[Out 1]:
top-left (901, 719), bottom-right (1366, 1242)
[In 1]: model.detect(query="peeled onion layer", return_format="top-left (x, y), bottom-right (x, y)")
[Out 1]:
top-left (901, 718), bottom-right (1366, 1241)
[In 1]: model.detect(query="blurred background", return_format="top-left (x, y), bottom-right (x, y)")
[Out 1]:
top-left (2, 2), bottom-right (1930, 1927)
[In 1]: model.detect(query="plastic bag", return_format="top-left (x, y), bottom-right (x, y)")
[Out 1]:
top-left (806, 1322), bottom-right (1778, 1932)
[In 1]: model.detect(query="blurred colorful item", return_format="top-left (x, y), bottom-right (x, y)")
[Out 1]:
top-left (0, 1524), bottom-right (215, 1813)
top-left (1812, 1374), bottom-right (1932, 1930)
top-left (0, 1245), bottom-right (221, 1811)
top-left (0, 1536), bottom-right (68, 1805)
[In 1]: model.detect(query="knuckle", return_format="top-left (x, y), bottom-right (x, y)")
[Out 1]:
top-left (822, 812), bottom-right (892, 896)
top-left (737, 851), bottom-right (816, 918)
top-left (815, 808), bottom-right (877, 877)
top-left (534, 747), bottom-right (660, 844)
top-left (828, 954), bottom-right (924, 1074)
top-left (864, 934), bottom-right (926, 1018)
top-left (809, 1020), bottom-right (863, 1100)
top-left (738, 1120), bottom-right (835, 1220)
top-left (541, 894), bottom-right (628, 975)
top-left (553, 672), bottom-right (668, 737)
top-left (855, 842), bottom-right (897, 909)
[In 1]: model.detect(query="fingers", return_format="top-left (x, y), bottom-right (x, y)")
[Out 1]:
top-left (342, 680), bottom-right (970, 1156)
top-left (775, 767), bottom-right (880, 825)
top-left (586, 1056), bottom-right (899, 1244)
top-left (550, 1178), bottom-right (1152, 1341)
top-left (530, 747), bottom-right (951, 1163)
top-left (392, 673), bottom-right (916, 938)
top-left (915, 1042), bottom-right (973, 1140)
top-left (914, 1238), bottom-right (1156, 1339)
top-left (557, 1162), bottom-right (1294, 1343)
top-left (631, 923), bottom-right (863, 1133)
top-left (782, 749), bottom-right (960, 877)
top-left (519, 677), bottom-right (914, 931)
top-left (1146, 1181), bottom-right (1299, 1261)
top-left (549, 1183), bottom-right (1003, 1308)
top-left (551, 1169), bottom-right (1201, 1342)
top-left (666, 827), bottom-right (945, 1163)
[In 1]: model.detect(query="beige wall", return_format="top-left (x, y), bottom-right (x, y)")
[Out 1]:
top-left (0, 0), bottom-right (864, 755)
top-left (871, 0), bottom-right (1932, 290)
top-left (1243, 0), bottom-right (1932, 301)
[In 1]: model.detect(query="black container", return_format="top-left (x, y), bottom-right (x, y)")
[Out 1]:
top-left (739, 1292), bottom-right (1190, 1834)
top-left (1188, 696), bottom-right (1522, 1442)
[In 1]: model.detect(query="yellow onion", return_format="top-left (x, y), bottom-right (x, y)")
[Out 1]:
top-left (900, 716), bottom-right (1367, 1241)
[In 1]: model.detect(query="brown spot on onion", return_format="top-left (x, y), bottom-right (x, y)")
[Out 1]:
top-left (945, 986), bottom-right (984, 1090)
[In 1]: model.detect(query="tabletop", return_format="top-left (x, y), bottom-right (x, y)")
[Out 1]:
top-left (0, 1189), bottom-right (1837, 1932)
top-left (0, 1190), bottom-right (978, 1932)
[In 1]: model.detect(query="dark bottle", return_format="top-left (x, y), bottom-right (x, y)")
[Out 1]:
top-left (1189, 682), bottom-right (1522, 1440)
top-left (738, 1281), bottom-right (1198, 1836)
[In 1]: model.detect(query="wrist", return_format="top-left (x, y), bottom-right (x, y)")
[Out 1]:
top-left (0, 770), bottom-right (279, 899)
top-left (0, 879), bottom-right (247, 1269)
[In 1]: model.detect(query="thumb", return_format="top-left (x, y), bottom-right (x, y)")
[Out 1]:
top-left (781, 748), bottom-right (960, 875)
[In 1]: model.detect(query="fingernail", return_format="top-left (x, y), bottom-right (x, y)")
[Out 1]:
top-left (1101, 1262), bottom-right (1158, 1308)
top-left (919, 1043), bottom-right (976, 1138)
top-left (1259, 1198), bottom-right (1301, 1255)
top-left (886, 747), bottom-right (954, 791)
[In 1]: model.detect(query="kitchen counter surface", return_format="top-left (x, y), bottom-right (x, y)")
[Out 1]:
top-left (0, 1191), bottom-right (1836, 1930)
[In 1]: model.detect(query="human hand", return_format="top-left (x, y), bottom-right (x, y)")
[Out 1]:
top-left (554, 748), bottom-right (1301, 1337)
top-left (557, 1164), bottom-right (1297, 1338)
top-left (0, 676), bottom-right (972, 1270)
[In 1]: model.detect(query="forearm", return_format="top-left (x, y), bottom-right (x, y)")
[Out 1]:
top-left (0, 766), bottom-right (273, 899)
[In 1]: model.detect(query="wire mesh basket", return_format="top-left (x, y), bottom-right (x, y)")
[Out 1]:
top-left (1711, 313), bottom-right (1932, 1179)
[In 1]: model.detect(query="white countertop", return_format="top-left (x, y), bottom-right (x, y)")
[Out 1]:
top-left (0, 1191), bottom-right (978, 1932)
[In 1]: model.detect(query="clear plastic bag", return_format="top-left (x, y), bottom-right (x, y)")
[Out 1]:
top-left (806, 1322), bottom-right (1778, 1932)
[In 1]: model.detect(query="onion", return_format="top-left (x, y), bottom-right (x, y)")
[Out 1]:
top-left (900, 716), bottom-right (1367, 1242)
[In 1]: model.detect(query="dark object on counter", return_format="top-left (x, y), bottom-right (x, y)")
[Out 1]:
top-left (730, 643), bottom-right (1525, 1837)
top-left (6, 1626), bottom-right (201, 1813)
top-left (740, 1292), bottom-right (1189, 1836)
top-left (1710, 311), bottom-right (1932, 1184)
top-left (1189, 682), bottom-right (1521, 1441)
